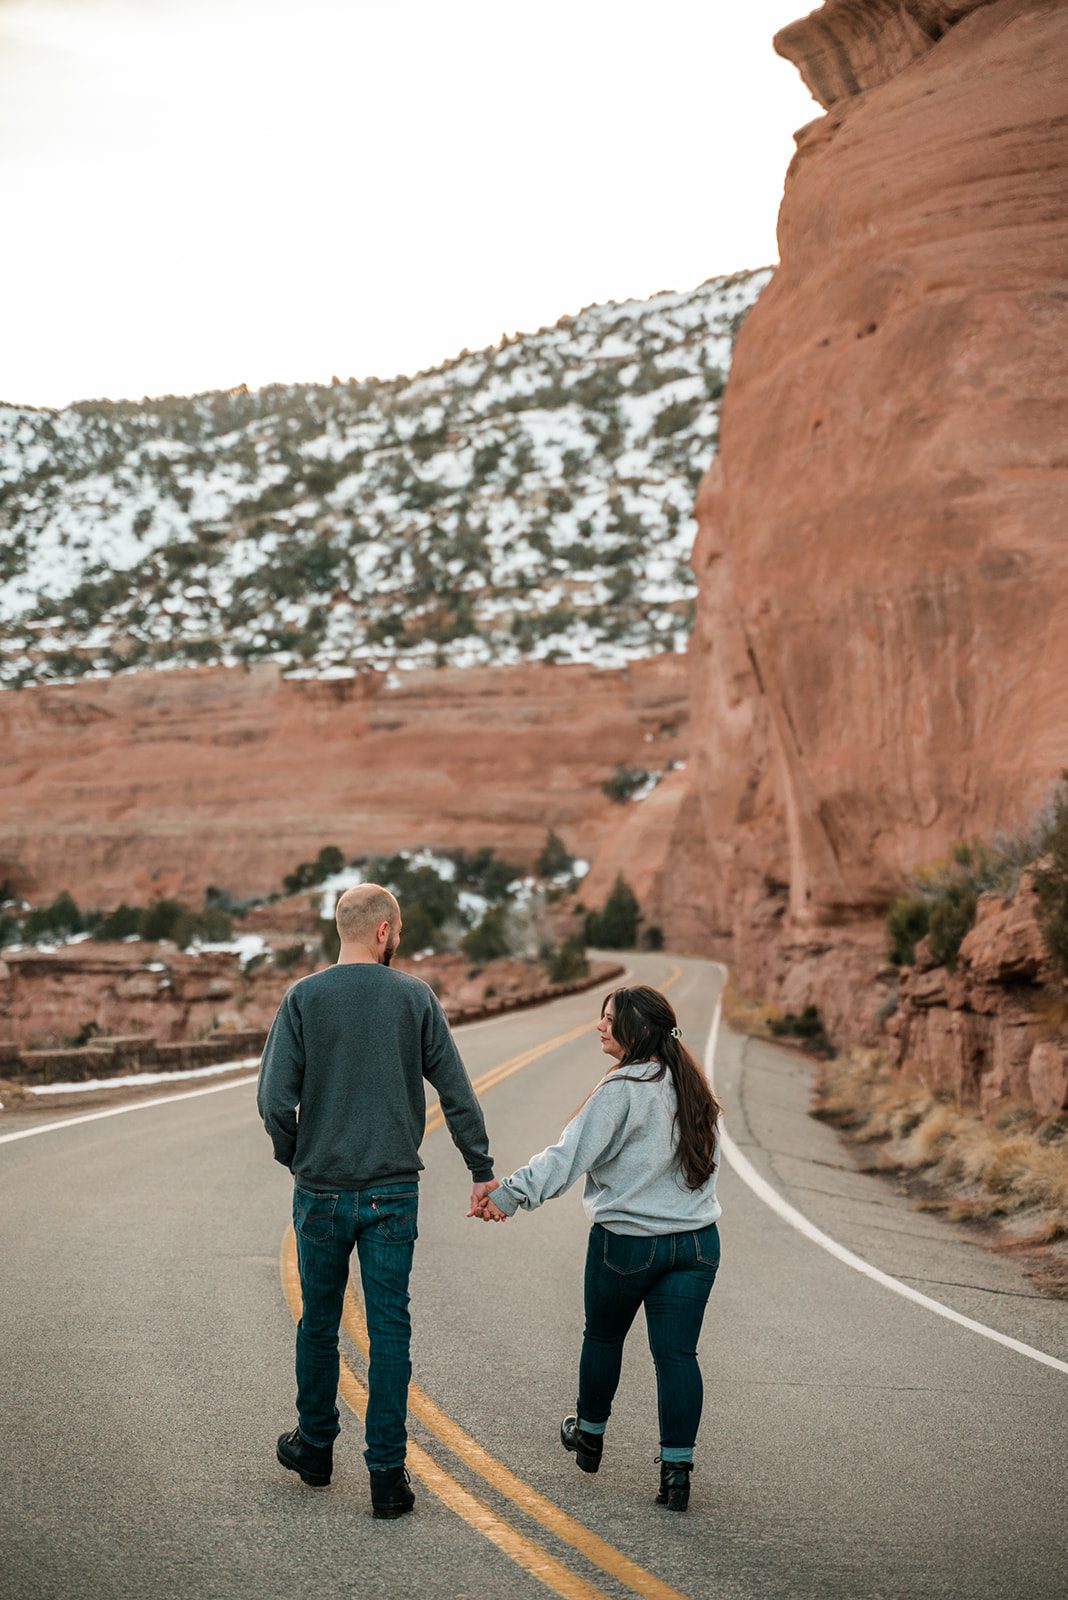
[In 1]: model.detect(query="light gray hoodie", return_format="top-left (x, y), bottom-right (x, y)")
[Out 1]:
top-left (489, 1060), bottom-right (721, 1237)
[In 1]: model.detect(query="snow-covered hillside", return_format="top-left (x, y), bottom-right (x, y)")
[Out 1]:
top-left (0, 269), bottom-right (770, 686)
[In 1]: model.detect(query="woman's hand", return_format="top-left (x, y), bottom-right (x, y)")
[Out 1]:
top-left (467, 1178), bottom-right (507, 1222)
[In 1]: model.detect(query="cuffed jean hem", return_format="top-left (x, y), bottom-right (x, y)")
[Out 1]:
top-left (659, 1445), bottom-right (694, 1463)
top-left (577, 1417), bottom-right (606, 1435)
top-left (299, 1427), bottom-right (336, 1449)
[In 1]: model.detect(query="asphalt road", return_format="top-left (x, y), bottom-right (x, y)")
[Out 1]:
top-left (2, 953), bottom-right (1066, 1600)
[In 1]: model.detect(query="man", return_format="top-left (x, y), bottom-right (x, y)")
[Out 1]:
top-left (257, 882), bottom-right (496, 1519)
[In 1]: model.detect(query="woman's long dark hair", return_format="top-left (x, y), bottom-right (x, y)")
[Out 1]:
top-left (605, 985), bottom-right (721, 1190)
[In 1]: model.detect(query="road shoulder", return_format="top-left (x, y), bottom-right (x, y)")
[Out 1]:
top-left (716, 1022), bottom-right (1068, 1364)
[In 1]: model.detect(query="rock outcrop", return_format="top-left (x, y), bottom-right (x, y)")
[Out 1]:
top-left (0, 658), bottom-right (687, 909)
top-left (0, 942), bottom-right (288, 1047)
top-left (887, 874), bottom-right (1068, 1115)
top-left (775, 1), bottom-right (1000, 107)
top-left (689, 0), bottom-right (1068, 1039)
top-left (0, 936), bottom-right (623, 1052)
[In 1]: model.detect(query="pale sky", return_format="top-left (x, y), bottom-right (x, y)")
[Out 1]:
top-left (1, 0), bottom-right (818, 408)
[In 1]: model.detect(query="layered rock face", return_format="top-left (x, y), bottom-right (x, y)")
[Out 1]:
top-left (0, 659), bottom-right (687, 908)
top-left (0, 939), bottom-right (619, 1052)
top-left (775, 1), bottom-right (1001, 107)
top-left (0, 943), bottom-right (286, 1049)
top-left (887, 876), bottom-right (1068, 1116)
top-left (690, 0), bottom-right (1068, 1044)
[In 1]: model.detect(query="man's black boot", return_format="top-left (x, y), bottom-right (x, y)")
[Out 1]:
top-left (369, 1465), bottom-right (415, 1520)
top-left (655, 1458), bottom-right (693, 1512)
top-left (276, 1427), bottom-right (332, 1487)
top-left (560, 1415), bottom-right (603, 1474)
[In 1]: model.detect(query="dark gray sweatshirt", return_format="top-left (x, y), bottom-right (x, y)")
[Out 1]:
top-left (256, 962), bottom-right (493, 1189)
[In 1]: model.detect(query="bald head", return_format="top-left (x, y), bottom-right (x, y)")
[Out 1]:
top-left (335, 883), bottom-right (401, 963)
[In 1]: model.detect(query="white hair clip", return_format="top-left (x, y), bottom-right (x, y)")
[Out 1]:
top-left (670, 1025), bottom-right (682, 1039)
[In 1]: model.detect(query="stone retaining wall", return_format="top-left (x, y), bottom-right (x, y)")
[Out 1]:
top-left (13, 1029), bottom-right (266, 1086)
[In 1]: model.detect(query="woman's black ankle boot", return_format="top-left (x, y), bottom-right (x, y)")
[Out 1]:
top-left (369, 1464), bottom-right (415, 1519)
top-left (560, 1416), bottom-right (603, 1474)
top-left (655, 1458), bottom-right (693, 1512)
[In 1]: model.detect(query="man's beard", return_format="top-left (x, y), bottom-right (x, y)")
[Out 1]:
top-left (380, 935), bottom-right (398, 967)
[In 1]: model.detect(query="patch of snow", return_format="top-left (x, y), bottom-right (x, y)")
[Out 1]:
top-left (0, 268), bottom-right (772, 685)
top-left (29, 1057), bottom-right (261, 1095)
top-left (629, 771), bottom-right (664, 802)
top-left (192, 933), bottom-right (270, 964)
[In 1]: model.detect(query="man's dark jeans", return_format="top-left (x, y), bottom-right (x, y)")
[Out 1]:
top-left (578, 1222), bottom-right (720, 1456)
top-left (292, 1181), bottom-right (418, 1471)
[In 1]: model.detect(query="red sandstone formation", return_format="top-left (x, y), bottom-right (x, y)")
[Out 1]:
top-left (887, 874), bottom-right (1068, 1116)
top-left (775, 1), bottom-right (1002, 106)
top-left (0, 942), bottom-right (283, 1047)
top-left (0, 935), bottom-right (618, 1052)
top-left (576, 767), bottom-right (721, 955)
top-left (689, 0), bottom-right (1068, 1047)
top-left (0, 659), bottom-right (687, 909)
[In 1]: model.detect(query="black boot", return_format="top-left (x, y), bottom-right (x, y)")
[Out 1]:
top-left (276, 1427), bottom-right (332, 1487)
top-left (560, 1415), bottom-right (603, 1474)
top-left (369, 1464), bottom-right (415, 1520)
top-left (655, 1458), bottom-right (693, 1512)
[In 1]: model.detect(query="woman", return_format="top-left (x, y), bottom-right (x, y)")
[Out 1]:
top-left (472, 984), bottom-right (722, 1512)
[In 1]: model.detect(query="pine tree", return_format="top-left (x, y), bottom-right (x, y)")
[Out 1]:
top-left (536, 830), bottom-right (573, 878)
top-left (586, 876), bottom-right (641, 949)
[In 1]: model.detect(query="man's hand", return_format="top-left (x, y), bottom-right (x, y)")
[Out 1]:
top-left (468, 1178), bottom-right (506, 1222)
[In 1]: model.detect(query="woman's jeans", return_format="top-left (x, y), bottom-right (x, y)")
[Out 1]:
top-left (292, 1181), bottom-right (418, 1471)
top-left (579, 1222), bottom-right (720, 1457)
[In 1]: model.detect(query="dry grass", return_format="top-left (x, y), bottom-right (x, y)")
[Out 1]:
top-left (811, 1048), bottom-right (938, 1145)
top-left (813, 1049), bottom-right (1068, 1298)
top-left (1024, 1258), bottom-right (1068, 1298)
top-left (720, 978), bottom-right (780, 1040)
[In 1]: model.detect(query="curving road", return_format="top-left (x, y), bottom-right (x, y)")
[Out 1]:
top-left (2, 954), bottom-right (1066, 1600)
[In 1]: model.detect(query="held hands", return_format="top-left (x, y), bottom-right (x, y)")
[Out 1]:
top-left (467, 1178), bottom-right (507, 1223)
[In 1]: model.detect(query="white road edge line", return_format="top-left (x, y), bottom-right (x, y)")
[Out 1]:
top-left (705, 962), bottom-right (1068, 1378)
top-left (0, 1071), bottom-right (262, 1145)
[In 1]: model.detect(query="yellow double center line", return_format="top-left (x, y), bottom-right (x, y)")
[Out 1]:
top-left (425, 1017), bottom-right (600, 1136)
top-left (280, 1232), bottom-right (615, 1600)
top-left (281, 965), bottom-right (687, 1600)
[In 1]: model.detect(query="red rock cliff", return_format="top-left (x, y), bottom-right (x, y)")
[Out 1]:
top-left (0, 660), bottom-right (688, 908)
top-left (690, 0), bottom-right (1068, 1021)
